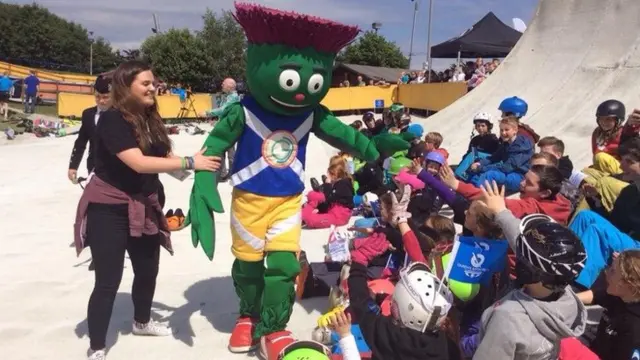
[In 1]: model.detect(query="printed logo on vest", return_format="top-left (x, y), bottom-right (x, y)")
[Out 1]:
top-left (262, 130), bottom-right (298, 168)
top-left (631, 349), bottom-right (639, 360)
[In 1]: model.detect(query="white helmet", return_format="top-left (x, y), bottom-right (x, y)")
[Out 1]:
top-left (473, 112), bottom-right (493, 123)
top-left (392, 262), bottom-right (454, 333)
top-left (362, 192), bottom-right (379, 207)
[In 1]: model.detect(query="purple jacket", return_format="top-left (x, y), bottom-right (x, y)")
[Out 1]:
top-left (73, 175), bottom-right (173, 256)
top-left (417, 170), bottom-right (457, 204)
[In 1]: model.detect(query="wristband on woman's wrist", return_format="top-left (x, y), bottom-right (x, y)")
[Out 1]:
top-left (185, 156), bottom-right (195, 170)
top-left (181, 157), bottom-right (187, 170)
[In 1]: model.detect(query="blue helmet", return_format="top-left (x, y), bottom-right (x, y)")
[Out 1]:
top-left (407, 123), bottom-right (424, 138)
top-left (498, 96), bottom-right (528, 118)
top-left (425, 151), bottom-right (446, 166)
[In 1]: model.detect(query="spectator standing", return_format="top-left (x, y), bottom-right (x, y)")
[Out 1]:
top-left (0, 71), bottom-right (16, 120)
top-left (23, 70), bottom-right (40, 114)
top-left (202, 78), bottom-right (241, 181)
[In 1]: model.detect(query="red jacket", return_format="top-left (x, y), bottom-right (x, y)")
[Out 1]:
top-left (456, 181), bottom-right (572, 225)
top-left (591, 123), bottom-right (640, 158)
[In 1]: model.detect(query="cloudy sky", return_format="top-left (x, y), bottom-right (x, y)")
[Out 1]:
top-left (8, 0), bottom-right (538, 69)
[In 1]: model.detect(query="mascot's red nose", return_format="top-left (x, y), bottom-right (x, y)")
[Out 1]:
top-left (294, 93), bottom-right (305, 102)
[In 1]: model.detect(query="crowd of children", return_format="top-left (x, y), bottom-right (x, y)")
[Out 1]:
top-left (286, 97), bottom-right (640, 360)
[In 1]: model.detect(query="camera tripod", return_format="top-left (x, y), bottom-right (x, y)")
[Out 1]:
top-left (176, 94), bottom-right (200, 122)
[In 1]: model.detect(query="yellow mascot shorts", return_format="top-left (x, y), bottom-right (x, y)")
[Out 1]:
top-left (230, 188), bottom-right (303, 262)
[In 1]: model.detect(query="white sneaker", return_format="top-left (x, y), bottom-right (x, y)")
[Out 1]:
top-left (88, 349), bottom-right (106, 360)
top-left (132, 320), bottom-right (172, 336)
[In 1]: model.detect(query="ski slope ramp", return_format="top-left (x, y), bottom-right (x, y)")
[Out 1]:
top-left (424, 0), bottom-right (640, 167)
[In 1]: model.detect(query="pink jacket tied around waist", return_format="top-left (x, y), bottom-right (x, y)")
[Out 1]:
top-left (73, 175), bottom-right (173, 256)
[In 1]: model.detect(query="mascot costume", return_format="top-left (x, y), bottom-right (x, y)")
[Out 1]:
top-left (185, 3), bottom-right (412, 359)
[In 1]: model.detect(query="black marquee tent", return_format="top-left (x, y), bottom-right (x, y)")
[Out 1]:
top-left (431, 12), bottom-right (522, 59)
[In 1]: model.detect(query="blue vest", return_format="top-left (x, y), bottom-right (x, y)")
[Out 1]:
top-left (230, 96), bottom-right (314, 197)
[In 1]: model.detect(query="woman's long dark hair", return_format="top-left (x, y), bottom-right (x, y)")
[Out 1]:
top-left (111, 60), bottom-right (171, 153)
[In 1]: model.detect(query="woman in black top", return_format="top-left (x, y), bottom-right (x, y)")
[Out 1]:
top-left (80, 61), bottom-right (220, 360)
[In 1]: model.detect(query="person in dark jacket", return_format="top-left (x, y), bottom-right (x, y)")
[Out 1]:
top-left (576, 250), bottom-right (640, 360)
top-left (468, 117), bottom-right (534, 193)
top-left (68, 74), bottom-right (112, 183)
top-left (302, 159), bottom-right (355, 229)
top-left (361, 111), bottom-right (384, 138)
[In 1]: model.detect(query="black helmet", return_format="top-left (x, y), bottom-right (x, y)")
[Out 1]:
top-left (596, 100), bottom-right (625, 122)
top-left (362, 112), bottom-right (375, 123)
top-left (515, 214), bottom-right (587, 291)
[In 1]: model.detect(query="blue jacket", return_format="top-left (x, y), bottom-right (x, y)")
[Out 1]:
top-left (0, 76), bottom-right (14, 92)
top-left (478, 134), bottom-right (533, 174)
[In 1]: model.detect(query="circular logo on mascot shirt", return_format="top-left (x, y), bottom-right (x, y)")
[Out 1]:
top-left (262, 130), bottom-right (298, 168)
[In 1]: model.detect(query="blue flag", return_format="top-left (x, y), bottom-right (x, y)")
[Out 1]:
top-left (444, 236), bottom-right (509, 284)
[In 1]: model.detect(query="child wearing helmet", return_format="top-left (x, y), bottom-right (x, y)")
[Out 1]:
top-left (474, 188), bottom-right (588, 360)
top-left (575, 250), bottom-right (640, 360)
top-left (361, 111), bottom-right (384, 138)
top-left (498, 96), bottom-right (540, 144)
top-left (455, 112), bottom-right (500, 180)
top-left (468, 117), bottom-right (534, 194)
top-left (403, 152), bottom-right (447, 224)
top-left (342, 187), bottom-right (461, 360)
top-left (582, 100), bottom-right (640, 182)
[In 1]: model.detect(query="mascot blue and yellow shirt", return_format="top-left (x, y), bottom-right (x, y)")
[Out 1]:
top-left (229, 96), bottom-right (314, 197)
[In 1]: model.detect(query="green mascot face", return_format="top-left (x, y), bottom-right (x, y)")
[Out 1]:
top-left (246, 44), bottom-right (335, 116)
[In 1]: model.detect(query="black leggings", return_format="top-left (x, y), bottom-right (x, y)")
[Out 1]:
top-left (86, 203), bottom-right (160, 350)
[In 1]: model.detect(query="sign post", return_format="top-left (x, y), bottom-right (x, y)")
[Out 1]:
top-left (374, 99), bottom-right (384, 114)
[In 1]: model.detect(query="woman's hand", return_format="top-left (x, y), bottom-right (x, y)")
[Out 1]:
top-left (438, 165), bottom-right (459, 190)
top-left (627, 108), bottom-right (640, 126)
top-left (193, 148), bottom-right (221, 171)
top-left (479, 180), bottom-right (507, 215)
top-left (327, 310), bottom-right (353, 339)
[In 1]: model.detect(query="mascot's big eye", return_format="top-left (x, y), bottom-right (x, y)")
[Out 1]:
top-left (279, 70), bottom-right (301, 91)
top-left (307, 74), bottom-right (325, 94)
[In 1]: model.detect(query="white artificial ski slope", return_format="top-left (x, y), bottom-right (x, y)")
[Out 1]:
top-left (424, 0), bottom-right (640, 167)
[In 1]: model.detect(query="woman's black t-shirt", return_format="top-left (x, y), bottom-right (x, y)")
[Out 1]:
top-left (93, 109), bottom-right (169, 195)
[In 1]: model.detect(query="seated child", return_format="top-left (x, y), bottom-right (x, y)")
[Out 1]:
top-left (405, 151), bottom-right (447, 224)
top-left (583, 100), bottom-right (640, 182)
top-left (361, 112), bottom-right (384, 138)
top-left (302, 158), bottom-right (355, 229)
top-left (425, 131), bottom-right (450, 160)
top-left (456, 112), bottom-right (500, 180)
top-left (475, 209), bottom-right (588, 360)
top-left (468, 116), bottom-right (534, 193)
top-left (498, 96), bottom-right (540, 144)
top-left (581, 138), bottom-right (640, 240)
top-left (529, 152), bottom-right (581, 213)
top-left (348, 237), bottom-right (461, 360)
top-left (576, 250), bottom-right (640, 360)
top-left (441, 163), bottom-right (572, 224)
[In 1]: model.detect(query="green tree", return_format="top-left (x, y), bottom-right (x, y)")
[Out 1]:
top-left (140, 29), bottom-right (212, 89)
top-left (196, 9), bottom-right (246, 85)
top-left (338, 31), bottom-right (409, 68)
top-left (0, 2), bottom-right (118, 73)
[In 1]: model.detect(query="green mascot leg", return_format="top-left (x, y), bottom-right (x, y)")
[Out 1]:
top-left (254, 251), bottom-right (300, 339)
top-left (232, 259), bottom-right (265, 317)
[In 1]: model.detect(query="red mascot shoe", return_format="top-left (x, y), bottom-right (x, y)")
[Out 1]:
top-left (260, 330), bottom-right (295, 360)
top-left (228, 317), bottom-right (259, 353)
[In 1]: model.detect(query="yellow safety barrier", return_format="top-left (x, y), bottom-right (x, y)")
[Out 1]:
top-left (55, 82), bottom-right (466, 118)
top-left (321, 85), bottom-right (398, 111)
top-left (321, 83), bottom-right (466, 112)
top-left (0, 61), bottom-right (96, 84)
top-left (57, 92), bottom-right (214, 119)
top-left (397, 82), bottom-right (467, 112)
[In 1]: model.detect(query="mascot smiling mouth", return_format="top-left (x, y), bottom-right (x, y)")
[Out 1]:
top-left (270, 96), bottom-right (308, 108)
